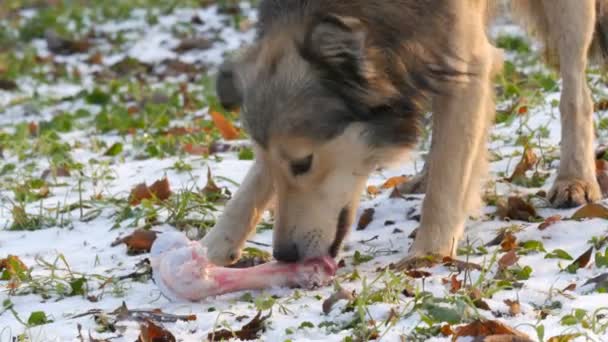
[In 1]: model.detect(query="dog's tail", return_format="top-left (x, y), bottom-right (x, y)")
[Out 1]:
top-left (591, 0), bottom-right (608, 66)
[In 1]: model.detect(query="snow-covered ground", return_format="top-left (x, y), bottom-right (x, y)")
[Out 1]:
top-left (1, 2), bottom-right (608, 341)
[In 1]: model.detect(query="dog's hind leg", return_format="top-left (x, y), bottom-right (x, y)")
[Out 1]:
top-left (202, 158), bottom-right (275, 266)
top-left (396, 1), bottom-right (500, 262)
top-left (541, 0), bottom-right (602, 208)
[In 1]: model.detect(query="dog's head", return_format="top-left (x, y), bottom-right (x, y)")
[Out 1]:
top-left (216, 14), bottom-right (425, 262)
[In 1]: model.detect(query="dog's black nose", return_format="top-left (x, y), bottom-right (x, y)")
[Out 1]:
top-left (273, 245), bottom-right (300, 262)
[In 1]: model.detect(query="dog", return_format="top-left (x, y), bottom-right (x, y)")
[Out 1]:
top-left (202, 0), bottom-right (608, 268)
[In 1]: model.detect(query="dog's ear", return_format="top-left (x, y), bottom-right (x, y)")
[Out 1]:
top-left (216, 59), bottom-right (243, 110)
top-left (300, 14), bottom-right (366, 77)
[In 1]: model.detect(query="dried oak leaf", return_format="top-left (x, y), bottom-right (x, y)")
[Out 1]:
top-left (405, 270), bottom-right (432, 278)
top-left (453, 320), bottom-right (532, 342)
top-left (356, 208), bottom-right (375, 230)
top-left (138, 319), bottom-right (175, 342)
top-left (210, 110), bottom-right (240, 140)
top-left (129, 178), bottom-right (172, 206)
top-left (111, 229), bottom-right (158, 254)
top-left (448, 275), bottom-right (462, 293)
top-left (538, 215), bottom-right (562, 230)
top-left (571, 203), bottom-right (608, 220)
top-left (208, 311), bottom-right (270, 341)
top-left (508, 148), bottom-right (538, 183)
top-left (496, 196), bottom-right (538, 222)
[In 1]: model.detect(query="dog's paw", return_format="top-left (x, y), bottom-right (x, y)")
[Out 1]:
top-left (549, 178), bottom-right (601, 209)
top-left (200, 229), bottom-right (243, 266)
top-left (398, 172), bottom-right (427, 194)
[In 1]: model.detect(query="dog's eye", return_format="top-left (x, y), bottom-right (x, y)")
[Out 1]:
top-left (290, 155), bottom-right (313, 176)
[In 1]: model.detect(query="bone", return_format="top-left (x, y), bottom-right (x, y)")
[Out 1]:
top-left (150, 232), bottom-right (337, 301)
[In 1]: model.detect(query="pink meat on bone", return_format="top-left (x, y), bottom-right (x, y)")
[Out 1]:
top-left (150, 232), bottom-right (336, 301)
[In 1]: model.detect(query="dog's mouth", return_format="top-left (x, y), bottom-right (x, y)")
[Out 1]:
top-left (329, 205), bottom-right (351, 258)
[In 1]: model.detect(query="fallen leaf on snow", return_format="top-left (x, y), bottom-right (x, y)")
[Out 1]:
top-left (442, 256), bottom-right (482, 272)
top-left (566, 247), bottom-right (594, 273)
top-left (173, 37), bottom-right (212, 52)
top-left (496, 196), bottom-right (539, 222)
top-left (571, 203), bottom-right (608, 220)
top-left (111, 229), bottom-right (158, 255)
top-left (138, 319), bottom-right (175, 342)
top-left (507, 147), bottom-right (538, 183)
top-left (208, 311), bottom-right (270, 341)
top-left (356, 208), bottom-right (375, 230)
top-left (498, 250), bottom-right (519, 271)
top-left (453, 319), bottom-right (532, 341)
top-left (41, 166), bottom-right (71, 179)
top-left (381, 176), bottom-right (409, 189)
top-left (182, 143), bottom-right (209, 156)
top-left (210, 110), bottom-right (240, 140)
top-left (129, 178), bottom-right (172, 206)
top-left (500, 232), bottom-right (518, 252)
top-left (538, 215), bottom-right (561, 230)
top-left (322, 287), bottom-right (355, 314)
top-left (503, 299), bottom-right (521, 316)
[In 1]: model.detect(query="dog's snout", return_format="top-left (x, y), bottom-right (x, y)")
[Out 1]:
top-left (273, 245), bottom-right (300, 262)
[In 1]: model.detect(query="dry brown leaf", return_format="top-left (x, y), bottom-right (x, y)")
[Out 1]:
top-left (504, 299), bottom-right (521, 316)
top-left (138, 319), bottom-right (175, 342)
top-left (322, 288), bottom-right (355, 314)
top-left (366, 185), bottom-right (380, 195)
top-left (498, 250), bottom-right (519, 271)
top-left (381, 176), bottom-right (409, 189)
top-left (441, 324), bottom-right (454, 336)
top-left (571, 203), bottom-right (608, 220)
top-left (129, 178), bottom-right (172, 206)
top-left (497, 196), bottom-right (538, 222)
top-left (538, 215), bottom-right (561, 230)
top-left (443, 256), bottom-right (482, 272)
top-left (173, 37), bottom-right (212, 52)
top-left (210, 110), bottom-right (240, 140)
top-left (500, 232), bottom-right (518, 252)
top-left (566, 247), bottom-right (594, 272)
top-left (453, 319), bottom-right (531, 341)
top-left (474, 298), bottom-right (492, 311)
top-left (562, 283), bottom-right (577, 292)
top-left (356, 208), bottom-right (375, 230)
top-left (405, 270), bottom-right (432, 278)
top-left (182, 143), bottom-right (209, 156)
top-left (28, 122), bottom-right (38, 137)
top-left (111, 229), bottom-right (158, 254)
top-left (508, 148), bottom-right (538, 183)
top-left (449, 275), bottom-right (462, 293)
top-left (208, 311), bottom-right (270, 341)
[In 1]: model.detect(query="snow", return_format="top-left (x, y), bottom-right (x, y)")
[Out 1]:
top-left (1, 3), bottom-right (608, 342)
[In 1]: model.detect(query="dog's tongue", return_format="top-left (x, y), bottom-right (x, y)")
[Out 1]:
top-left (150, 232), bottom-right (336, 302)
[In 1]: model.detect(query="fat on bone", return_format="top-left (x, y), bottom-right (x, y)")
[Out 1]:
top-left (150, 232), bottom-right (337, 302)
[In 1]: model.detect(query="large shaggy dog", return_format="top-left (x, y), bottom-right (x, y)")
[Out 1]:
top-left (202, 0), bottom-right (608, 267)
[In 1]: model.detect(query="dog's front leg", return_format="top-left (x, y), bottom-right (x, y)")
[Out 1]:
top-left (202, 158), bottom-right (275, 266)
top-left (543, 0), bottom-right (601, 207)
top-left (396, 13), bottom-right (502, 265)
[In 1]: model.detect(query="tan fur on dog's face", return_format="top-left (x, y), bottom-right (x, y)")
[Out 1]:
top-left (260, 124), bottom-right (380, 261)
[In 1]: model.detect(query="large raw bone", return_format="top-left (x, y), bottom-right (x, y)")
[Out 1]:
top-left (150, 232), bottom-right (337, 301)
